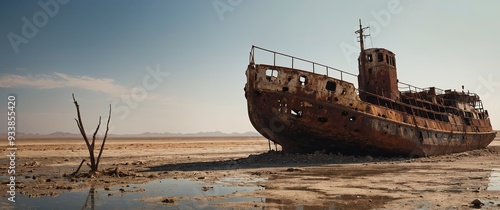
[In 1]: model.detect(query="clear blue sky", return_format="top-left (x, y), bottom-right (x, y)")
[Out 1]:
top-left (1, 0), bottom-right (499, 134)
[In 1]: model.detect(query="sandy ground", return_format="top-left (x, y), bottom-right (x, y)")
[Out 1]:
top-left (1, 136), bottom-right (500, 209)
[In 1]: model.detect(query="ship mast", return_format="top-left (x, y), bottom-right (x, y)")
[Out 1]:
top-left (356, 19), bottom-right (370, 98)
top-left (356, 19), bottom-right (368, 52)
top-left (355, 19), bottom-right (370, 67)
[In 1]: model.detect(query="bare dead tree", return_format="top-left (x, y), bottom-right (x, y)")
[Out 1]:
top-left (72, 93), bottom-right (111, 173)
top-left (72, 159), bottom-right (86, 176)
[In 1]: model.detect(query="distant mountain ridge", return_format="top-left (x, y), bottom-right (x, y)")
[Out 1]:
top-left (138, 131), bottom-right (260, 137)
top-left (6, 131), bottom-right (261, 138)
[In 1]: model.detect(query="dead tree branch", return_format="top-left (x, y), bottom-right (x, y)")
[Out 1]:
top-left (72, 94), bottom-right (111, 174)
top-left (91, 116), bottom-right (101, 153)
top-left (73, 94), bottom-right (96, 171)
top-left (72, 159), bottom-right (86, 175)
top-left (95, 104), bottom-right (111, 170)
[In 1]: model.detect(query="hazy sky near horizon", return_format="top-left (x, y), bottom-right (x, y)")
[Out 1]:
top-left (1, 0), bottom-right (499, 134)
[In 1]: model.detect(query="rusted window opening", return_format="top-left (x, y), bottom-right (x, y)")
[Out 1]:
top-left (416, 101), bottom-right (423, 108)
top-left (299, 76), bottom-right (308, 86)
top-left (326, 81), bottom-right (337, 91)
top-left (428, 111), bottom-right (435, 120)
top-left (368, 68), bottom-right (372, 75)
top-left (349, 116), bottom-right (356, 121)
top-left (459, 111), bottom-right (465, 118)
top-left (431, 105), bottom-right (439, 112)
top-left (418, 110), bottom-right (427, 118)
top-left (291, 109), bottom-right (303, 118)
top-left (377, 53), bottom-right (383, 62)
top-left (404, 106), bottom-right (412, 115)
top-left (423, 102), bottom-right (431, 110)
top-left (435, 114), bottom-right (442, 121)
top-left (266, 69), bottom-right (278, 82)
top-left (385, 54), bottom-right (389, 64)
top-left (367, 54), bottom-right (373, 62)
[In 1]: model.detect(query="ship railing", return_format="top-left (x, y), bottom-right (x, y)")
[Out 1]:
top-left (398, 81), bottom-right (481, 100)
top-left (355, 88), bottom-right (490, 132)
top-left (398, 82), bottom-right (446, 95)
top-left (398, 82), bottom-right (485, 111)
top-left (250, 45), bottom-right (358, 83)
top-left (249, 46), bottom-right (486, 113)
top-left (374, 86), bottom-right (484, 115)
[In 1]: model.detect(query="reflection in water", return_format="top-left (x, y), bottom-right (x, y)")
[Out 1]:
top-left (82, 187), bottom-right (95, 210)
top-left (1, 178), bottom-right (265, 209)
top-left (488, 168), bottom-right (500, 191)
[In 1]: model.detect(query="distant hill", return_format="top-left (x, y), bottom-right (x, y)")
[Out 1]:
top-left (3, 132), bottom-right (80, 139)
top-left (131, 131), bottom-right (261, 137)
top-left (2, 131), bottom-right (261, 138)
top-left (48, 131), bottom-right (80, 137)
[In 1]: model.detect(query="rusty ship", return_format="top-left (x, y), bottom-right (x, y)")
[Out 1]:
top-left (244, 21), bottom-right (496, 157)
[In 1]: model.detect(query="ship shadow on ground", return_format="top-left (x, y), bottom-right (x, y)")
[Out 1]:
top-left (144, 151), bottom-right (410, 172)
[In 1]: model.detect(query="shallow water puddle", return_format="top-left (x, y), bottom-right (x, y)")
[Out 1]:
top-left (217, 176), bottom-right (267, 185)
top-left (1, 178), bottom-right (265, 209)
top-left (488, 168), bottom-right (500, 191)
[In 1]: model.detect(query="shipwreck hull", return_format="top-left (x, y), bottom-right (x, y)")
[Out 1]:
top-left (247, 90), bottom-right (494, 156)
top-left (245, 63), bottom-right (496, 156)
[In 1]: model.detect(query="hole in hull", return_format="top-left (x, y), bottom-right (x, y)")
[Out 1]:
top-left (291, 109), bottom-right (303, 118)
top-left (317, 117), bottom-right (328, 123)
top-left (326, 81), bottom-right (337, 91)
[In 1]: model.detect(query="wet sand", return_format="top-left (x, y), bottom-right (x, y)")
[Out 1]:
top-left (1, 135), bottom-right (500, 209)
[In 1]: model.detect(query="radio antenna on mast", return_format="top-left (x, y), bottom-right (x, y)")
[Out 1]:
top-left (355, 19), bottom-right (370, 74)
top-left (355, 19), bottom-right (370, 52)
